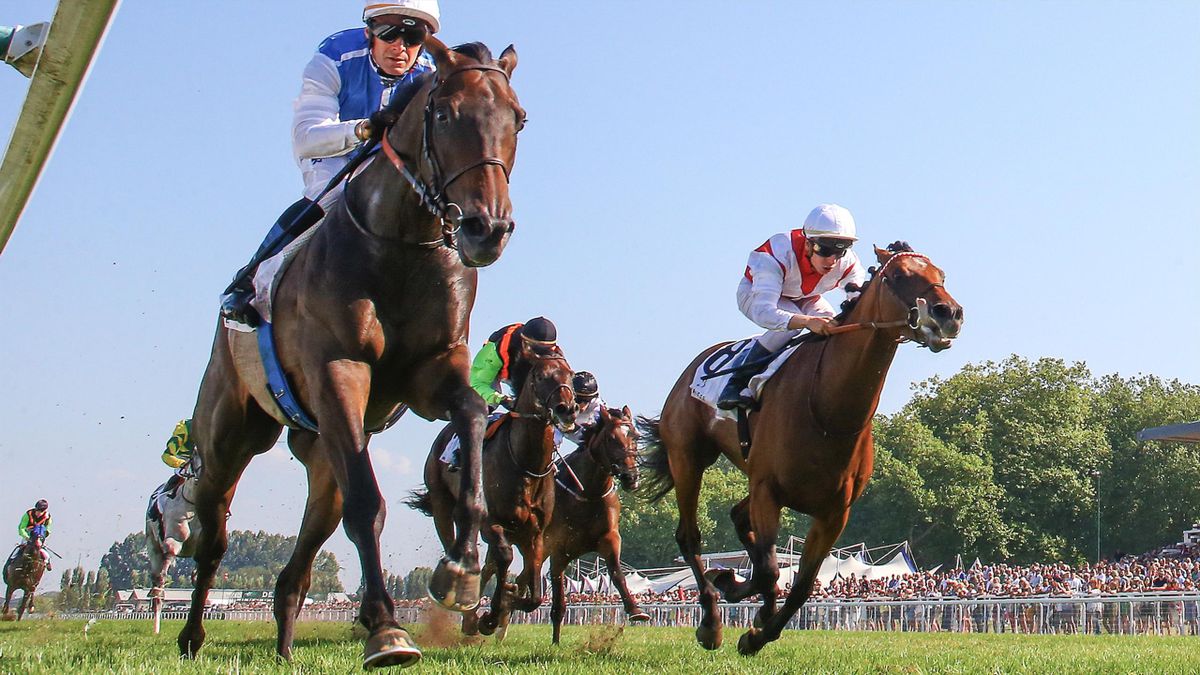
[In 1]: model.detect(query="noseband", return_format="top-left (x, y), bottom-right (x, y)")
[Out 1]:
top-left (377, 64), bottom-right (514, 249)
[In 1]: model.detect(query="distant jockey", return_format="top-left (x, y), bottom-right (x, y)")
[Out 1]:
top-left (161, 419), bottom-right (195, 470)
top-left (11, 499), bottom-right (52, 569)
top-left (220, 0), bottom-right (442, 326)
top-left (717, 204), bottom-right (867, 410)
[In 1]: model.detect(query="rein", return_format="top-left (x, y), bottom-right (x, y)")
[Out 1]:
top-left (367, 63), bottom-right (514, 249)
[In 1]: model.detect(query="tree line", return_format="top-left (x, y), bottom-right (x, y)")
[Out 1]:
top-left (97, 529), bottom-right (343, 593)
top-left (617, 356), bottom-right (1200, 569)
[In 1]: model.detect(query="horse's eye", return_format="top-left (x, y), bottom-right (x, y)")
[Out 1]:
top-left (434, 108), bottom-right (450, 124)
top-left (515, 115), bottom-right (527, 133)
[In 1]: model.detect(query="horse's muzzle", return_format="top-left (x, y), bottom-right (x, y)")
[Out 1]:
top-left (457, 215), bottom-right (515, 267)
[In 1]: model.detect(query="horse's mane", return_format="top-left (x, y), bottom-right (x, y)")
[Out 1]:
top-left (836, 240), bottom-right (915, 318)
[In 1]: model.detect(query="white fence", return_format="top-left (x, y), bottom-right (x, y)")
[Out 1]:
top-left (56, 595), bottom-right (1200, 636)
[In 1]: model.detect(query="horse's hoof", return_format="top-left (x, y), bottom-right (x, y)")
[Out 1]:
top-left (427, 558), bottom-right (480, 612)
top-left (628, 609), bottom-right (651, 623)
top-left (494, 623), bottom-right (508, 642)
top-left (737, 629), bottom-right (763, 656)
top-left (363, 626), bottom-right (422, 670)
top-left (477, 611), bottom-right (498, 636)
top-left (696, 623), bottom-right (723, 650)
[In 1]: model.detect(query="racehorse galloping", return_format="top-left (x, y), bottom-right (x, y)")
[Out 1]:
top-left (641, 244), bottom-right (963, 656)
top-left (180, 38), bottom-right (524, 668)
top-left (544, 406), bottom-right (649, 644)
top-left (3, 526), bottom-right (48, 620)
top-left (145, 468), bottom-right (201, 635)
top-left (410, 351), bottom-right (577, 637)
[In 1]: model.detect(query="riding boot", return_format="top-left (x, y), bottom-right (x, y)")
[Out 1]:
top-left (716, 342), bottom-right (774, 410)
top-left (219, 197), bottom-right (325, 327)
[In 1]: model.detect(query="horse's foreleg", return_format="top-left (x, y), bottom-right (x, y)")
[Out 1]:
top-left (275, 433), bottom-right (343, 662)
top-left (314, 361), bottom-right (420, 669)
top-left (549, 557), bottom-right (568, 645)
top-left (429, 387), bottom-right (488, 612)
top-left (511, 533), bottom-right (547, 613)
top-left (739, 508), bottom-right (847, 656)
top-left (745, 487), bottom-right (782, 629)
top-left (477, 524), bottom-right (514, 636)
top-left (598, 532), bottom-right (650, 622)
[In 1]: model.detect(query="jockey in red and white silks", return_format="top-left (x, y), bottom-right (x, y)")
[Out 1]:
top-left (719, 204), bottom-right (867, 410)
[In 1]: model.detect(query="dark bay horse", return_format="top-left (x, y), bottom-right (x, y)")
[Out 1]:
top-left (180, 38), bottom-right (524, 668)
top-left (409, 350), bottom-right (577, 637)
top-left (641, 243), bottom-right (963, 655)
top-left (545, 405), bottom-right (650, 644)
top-left (3, 527), bottom-right (48, 620)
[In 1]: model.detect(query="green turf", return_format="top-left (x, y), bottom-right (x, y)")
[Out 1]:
top-left (0, 618), bottom-right (1197, 674)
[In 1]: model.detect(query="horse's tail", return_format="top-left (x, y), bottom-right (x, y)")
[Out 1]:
top-left (636, 415), bottom-right (675, 503)
top-left (404, 489), bottom-right (434, 517)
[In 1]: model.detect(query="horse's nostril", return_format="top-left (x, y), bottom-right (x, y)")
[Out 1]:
top-left (932, 303), bottom-right (953, 319)
top-left (954, 308), bottom-right (964, 321)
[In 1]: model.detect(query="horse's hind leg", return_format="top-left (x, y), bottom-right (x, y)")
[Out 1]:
top-left (739, 508), bottom-right (847, 656)
top-left (670, 446), bottom-right (724, 650)
top-left (275, 430), bottom-right (343, 662)
top-left (179, 347), bottom-right (281, 659)
top-left (549, 558), bottom-right (569, 644)
top-left (711, 494), bottom-right (781, 628)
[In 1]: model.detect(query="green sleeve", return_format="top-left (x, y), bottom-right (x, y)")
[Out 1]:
top-left (18, 512), bottom-right (29, 540)
top-left (469, 342), bottom-right (505, 405)
top-left (44, 516), bottom-right (51, 538)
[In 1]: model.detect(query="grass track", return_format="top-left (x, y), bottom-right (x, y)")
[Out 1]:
top-left (1, 619), bottom-right (1197, 673)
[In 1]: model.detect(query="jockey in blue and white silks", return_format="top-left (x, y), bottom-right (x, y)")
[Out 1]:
top-left (220, 0), bottom-right (441, 327)
top-left (294, 29), bottom-right (435, 207)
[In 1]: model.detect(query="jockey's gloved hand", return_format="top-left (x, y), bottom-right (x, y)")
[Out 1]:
top-left (500, 396), bottom-right (516, 411)
top-left (358, 109), bottom-right (403, 143)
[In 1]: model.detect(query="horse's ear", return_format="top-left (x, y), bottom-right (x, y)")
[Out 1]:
top-left (622, 405), bottom-right (632, 421)
top-left (599, 406), bottom-right (612, 423)
top-left (874, 244), bottom-right (894, 265)
top-left (423, 35), bottom-right (460, 76)
top-left (497, 44), bottom-right (518, 78)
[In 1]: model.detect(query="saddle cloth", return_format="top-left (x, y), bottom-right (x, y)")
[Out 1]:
top-left (688, 336), bottom-right (801, 420)
top-left (438, 413), bottom-right (510, 466)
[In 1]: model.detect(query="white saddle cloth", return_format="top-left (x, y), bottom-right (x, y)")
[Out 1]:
top-left (688, 336), bottom-right (801, 420)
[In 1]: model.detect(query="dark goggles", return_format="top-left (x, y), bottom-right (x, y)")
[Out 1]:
top-left (368, 18), bottom-right (428, 47)
top-left (811, 239), bottom-right (851, 259)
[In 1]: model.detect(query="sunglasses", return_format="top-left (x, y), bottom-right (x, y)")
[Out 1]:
top-left (368, 18), bottom-right (428, 47)
top-left (811, 241), bottom-right (850, 259)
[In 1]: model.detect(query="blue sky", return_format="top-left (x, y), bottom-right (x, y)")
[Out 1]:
top-left (2, 1), bottom-right (1197, 592)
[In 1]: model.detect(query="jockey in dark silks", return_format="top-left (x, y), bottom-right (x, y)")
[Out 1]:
top-left (9, 500), bottom-right (52, 570)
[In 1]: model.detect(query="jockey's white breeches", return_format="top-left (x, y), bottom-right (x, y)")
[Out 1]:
top-left (737, 282), bottom-right (836, 352)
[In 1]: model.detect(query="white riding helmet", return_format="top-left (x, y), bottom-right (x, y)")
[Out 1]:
top-left (363, 0), bottom-right (440, 33)
top-left (802, 203), bottom-right (857, 242)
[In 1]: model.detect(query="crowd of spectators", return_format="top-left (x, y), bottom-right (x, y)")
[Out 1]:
top-left (557, 555), bottom-right (1199, 606)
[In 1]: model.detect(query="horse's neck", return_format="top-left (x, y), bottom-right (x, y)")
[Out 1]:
top-left (809, 288), bottom-right (906, 432)
top-left (510, 415), bottom-right (553, 470)
top-left (568, 445), bottom-right (612, 493)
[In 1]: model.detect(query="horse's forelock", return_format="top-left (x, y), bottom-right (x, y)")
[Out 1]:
top-left (450, 42), bottom-right (494, 64)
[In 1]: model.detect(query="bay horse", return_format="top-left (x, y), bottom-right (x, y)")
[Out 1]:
top-left (640, 243), bottom-right (963, 655)
top-left (3, 526), bottom-right (48, 620)
top-left (409, 349), bottom-right (577, 637)
top-left (545, 405), bottom-right (650, 644)
top-left (180, 38), bottom-right (524, 668)
top-left (145, 464), bottom-right (201, 635)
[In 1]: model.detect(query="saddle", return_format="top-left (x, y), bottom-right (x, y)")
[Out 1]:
top-left (689, 337), bottom-right (802, 419)
top-left (438, 413), bottom-right (511, 466)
